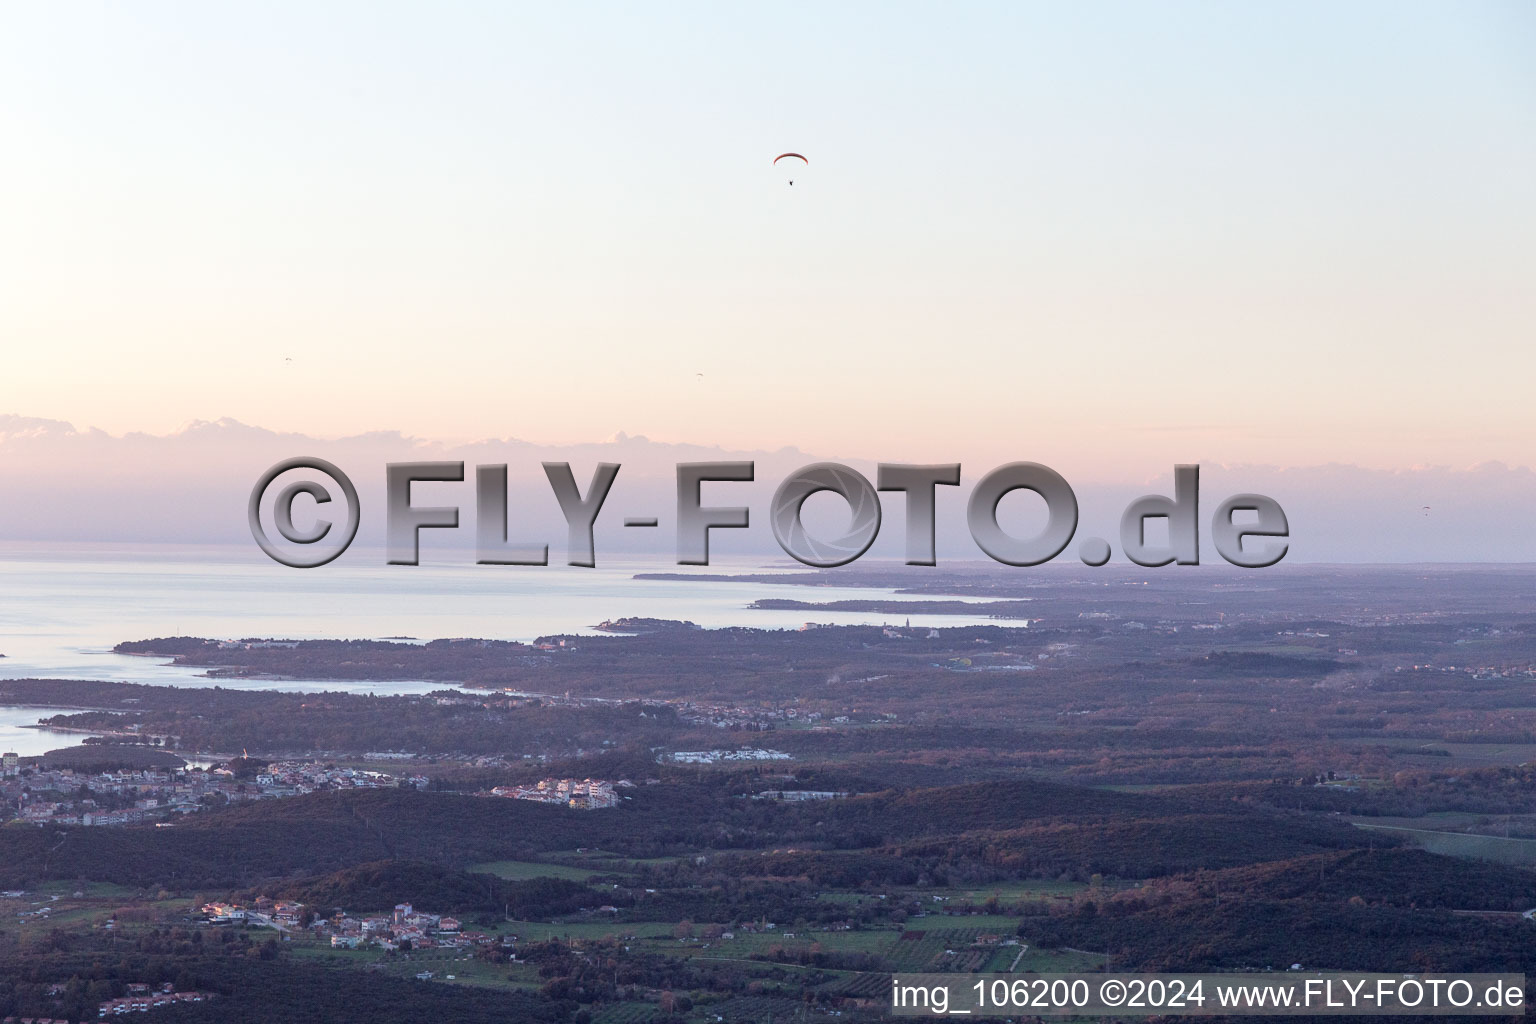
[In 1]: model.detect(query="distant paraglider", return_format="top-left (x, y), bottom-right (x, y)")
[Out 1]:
top-left (774, 152), bottom-right (807, 185)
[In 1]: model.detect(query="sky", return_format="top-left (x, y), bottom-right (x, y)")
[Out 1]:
top-left (1, 2), bottom-right (1533, 479)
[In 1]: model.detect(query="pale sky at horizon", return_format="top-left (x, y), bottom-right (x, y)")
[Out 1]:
top-left (2, 2), bottom-right (1533, 477)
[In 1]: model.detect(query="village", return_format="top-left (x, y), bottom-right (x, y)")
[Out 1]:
top-left (478, 777), bottom-right (627, 809)
top-left (1, 742), bottom-right (769, 825)
top-left (202, 898), bottom-right (512, 959)
top-left (0, 758), bottom-right (425, 828)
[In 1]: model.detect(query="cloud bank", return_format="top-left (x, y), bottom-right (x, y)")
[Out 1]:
top-left (1, 415), bottom-right (1530, 564)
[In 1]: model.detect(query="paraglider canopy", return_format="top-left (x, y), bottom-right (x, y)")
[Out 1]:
top-left (774, 153), bottom-right (807, 185)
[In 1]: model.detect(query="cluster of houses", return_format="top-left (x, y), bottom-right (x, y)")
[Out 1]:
top-left (250, 760), bottom-right (416, 792)
top-left (203, 899), bottom-right (308, 928)
top-left (0, 761), bottom-right (427, 828)
top-left (202, 899), bottom-right (512, 953)
top-left (95, 984), bottom-right (214, 1017)
top-left (666, 749), bottom-right (792, 764)
top-left (670, 699), bottom-right (812, 731)
top-left (0, 985), bottom-right (215, 1022)
top-left (480, 777), bottom-right (627, 809)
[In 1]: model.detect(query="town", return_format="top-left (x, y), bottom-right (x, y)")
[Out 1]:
top-left (1, 751), bottom-right (652, 825)
top-left (0, 757), bottom-right (425, 827)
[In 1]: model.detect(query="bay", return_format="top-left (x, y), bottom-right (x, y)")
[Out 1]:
top-left (0, 542), bottom-right (997, 696)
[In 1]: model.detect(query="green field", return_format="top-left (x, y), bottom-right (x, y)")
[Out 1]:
top-left (906, 913), bottom-right (1030, 931)
top-left (501, 918), bottom-right (678, 942)
top-left (591, 1001), bottom-right (659, 1024)
top-left (917, 879), bottom-right (1090, 902)
top-left (672, 926), bottom-right (898, 960)
top-left (469, 859), bottom-right (614, 881)
top-left (1350, 812), bottom-right (1495, 830)
top-left (1379, 739), bottom-right (1536, 768)
top-left (1353, 823), bottom-right (1536, 865)
top-left (1014, 945), bottom-right (1108, 971)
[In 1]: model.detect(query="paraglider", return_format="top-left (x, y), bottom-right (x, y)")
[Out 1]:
top-left (774, 152), bottom-right (807, 185)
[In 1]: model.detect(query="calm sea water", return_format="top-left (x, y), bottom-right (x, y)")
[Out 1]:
top-left (0, 542), bottom-right (997, 755)
top-left (0, 708), bottom-right (99, 757)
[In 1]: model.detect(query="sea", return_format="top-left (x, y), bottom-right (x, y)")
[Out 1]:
top-left (0, 542), bottom-right (999, 756)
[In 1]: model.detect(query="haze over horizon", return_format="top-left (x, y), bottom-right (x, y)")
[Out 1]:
top-left (2, 412), bottom-right (1532, 563)
top-left (6, 410), bottom-right (1535, 476)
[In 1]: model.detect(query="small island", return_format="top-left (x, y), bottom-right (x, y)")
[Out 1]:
top-left (592, 618), bottom-right (702, 634)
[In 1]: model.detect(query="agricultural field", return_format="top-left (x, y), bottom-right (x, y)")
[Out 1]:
top-left (1353, 823), bottom-right (1536, 866)
top-left (469, 859), bottom-right (615, 882)
top-left (591, 1001), bottom-right (663, 1024)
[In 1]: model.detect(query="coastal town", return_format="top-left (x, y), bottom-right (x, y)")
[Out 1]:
top-left (0, 756), bottom-right (423, 827)
top-left (1, 753), bottom-right (644, 825)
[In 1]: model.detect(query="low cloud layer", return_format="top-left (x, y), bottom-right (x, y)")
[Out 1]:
top-left (1, 415), bottom-right (1529, 564)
